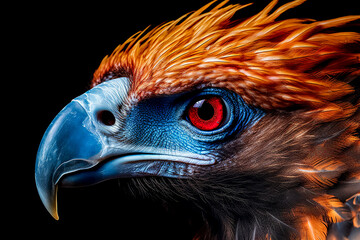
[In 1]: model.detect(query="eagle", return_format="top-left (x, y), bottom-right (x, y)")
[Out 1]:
top-left (35, 0), bottom-right (360, 239)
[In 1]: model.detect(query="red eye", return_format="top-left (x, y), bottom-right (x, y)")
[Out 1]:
top-left (188, 96), bottom-right (225, 131)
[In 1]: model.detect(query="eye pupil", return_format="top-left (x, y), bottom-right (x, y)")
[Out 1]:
top-left (197, 100), bottom-right (215, 120)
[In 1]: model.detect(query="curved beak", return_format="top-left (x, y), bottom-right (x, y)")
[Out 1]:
top-left (35, 78), bottom-right (132, 220)
top-left (35, 100), bottom-right (102, 220)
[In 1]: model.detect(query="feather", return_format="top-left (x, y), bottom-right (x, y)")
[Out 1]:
top-left (90, 0), bottom-right (360, 239)
top-left (92, 0), bottom-right (359, 122)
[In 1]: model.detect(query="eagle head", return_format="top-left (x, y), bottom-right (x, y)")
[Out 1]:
top-left (35, 0), bottom-right (360, 239)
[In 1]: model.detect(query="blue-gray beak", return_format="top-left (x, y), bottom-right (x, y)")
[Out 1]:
top-left (35, 100), bottom-right (100, 219)
top-left (35, 78), bottom-right (132, 219)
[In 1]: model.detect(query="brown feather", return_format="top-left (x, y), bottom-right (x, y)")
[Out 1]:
top-left (192, 111), bottom-right (359, 239)
top-left (90, 0), bottom-right (360, 239)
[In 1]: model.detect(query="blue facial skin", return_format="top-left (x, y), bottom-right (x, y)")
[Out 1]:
top-left (68, 87), bottom-right (265, 186)
top-left (61, 87), bottom-right (265, 188)
top-left (124, 88), bottom-right (265, 159)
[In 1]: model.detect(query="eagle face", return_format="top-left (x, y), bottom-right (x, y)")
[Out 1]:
top-left (35, 0), bottom-right (359, 239)
top-left (35, 76), bottom-right (264, 218)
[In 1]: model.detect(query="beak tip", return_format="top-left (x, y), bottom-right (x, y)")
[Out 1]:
top-left (53, 212), bottom-right (60, 221)
top-left (36, 179), bottom-right (60, 220)
top-left (44, 194), bottom-right (60, 220)
top-left (47, 204), bottom-right (59, 220)
top-left (48, 194), bottom-right (59, 220)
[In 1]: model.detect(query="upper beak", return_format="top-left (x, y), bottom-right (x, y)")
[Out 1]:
top-left (35, 100), bottom-right (98, 220)
top-left (35, 78), bottom-right (132, 220)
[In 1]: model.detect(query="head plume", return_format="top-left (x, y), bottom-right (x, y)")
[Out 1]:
top-left (92, 0), bottom-right (360, 121)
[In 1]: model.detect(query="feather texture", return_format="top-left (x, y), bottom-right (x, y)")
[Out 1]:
top-left (92, 0), bottom-right (359, 122)
top-left (90, 0), bottom-right (360, 239)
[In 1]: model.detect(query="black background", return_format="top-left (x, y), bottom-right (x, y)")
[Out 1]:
top-left (8, 0), bottom-right (359, 239)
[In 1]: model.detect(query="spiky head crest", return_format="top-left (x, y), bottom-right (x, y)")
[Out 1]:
top-left (92, 0), bottom-right (360, 121)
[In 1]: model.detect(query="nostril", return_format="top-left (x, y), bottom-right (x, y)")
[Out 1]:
top-left (97, 110), bottom-right (116, 126)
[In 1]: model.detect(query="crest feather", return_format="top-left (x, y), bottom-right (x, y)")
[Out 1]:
top-left (92, 0), bottom-right (360, 121)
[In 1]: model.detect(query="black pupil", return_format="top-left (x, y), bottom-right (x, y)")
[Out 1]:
top-left (197, 100), bottom-right (214, 120)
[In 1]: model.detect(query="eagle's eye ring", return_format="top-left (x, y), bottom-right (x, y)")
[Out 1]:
top-left (187, 96), bottom-right (225, 131)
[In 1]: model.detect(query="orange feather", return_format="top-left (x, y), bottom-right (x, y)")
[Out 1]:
top-left (92, 0), bottom-right (359, 123)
